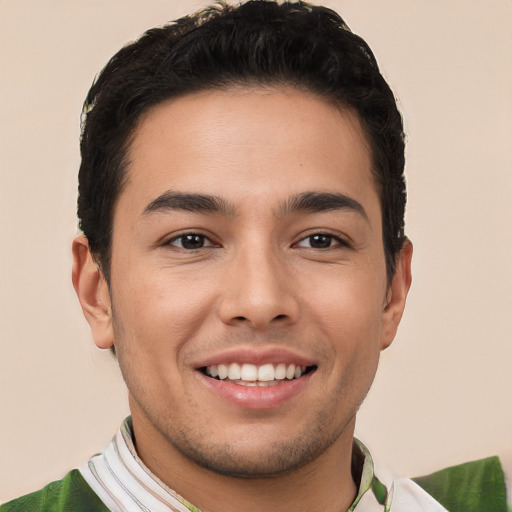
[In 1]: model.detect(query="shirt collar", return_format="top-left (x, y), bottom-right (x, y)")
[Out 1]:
top-left (349, 438), bottom-right (391, 511)
top-left (80, 417), bottom-right (389, 512)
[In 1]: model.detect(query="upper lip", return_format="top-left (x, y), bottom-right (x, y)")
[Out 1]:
top-left (193, 346), bottom-right (317, 369)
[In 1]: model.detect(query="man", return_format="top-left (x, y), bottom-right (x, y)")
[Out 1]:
top-left (1, 1), bottom-right (509, 511)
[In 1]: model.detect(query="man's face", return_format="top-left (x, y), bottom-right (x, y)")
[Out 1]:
top-left (100, 87), bottom-right (409, 477)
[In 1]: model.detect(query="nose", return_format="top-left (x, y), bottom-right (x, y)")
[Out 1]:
top-left (217, 244), bottom-right (300, 330)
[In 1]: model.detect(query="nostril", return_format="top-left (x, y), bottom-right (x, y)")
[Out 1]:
top-left (274, 314), bottom-right (287, 321)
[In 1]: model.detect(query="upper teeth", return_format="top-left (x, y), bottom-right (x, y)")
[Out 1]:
top-left (206, 363), bottom-right (306, 382)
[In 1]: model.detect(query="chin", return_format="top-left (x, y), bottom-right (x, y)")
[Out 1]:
top-left (176, 442), bottom-right (322, 479)
top-left (167, 413), bottom-right (349, 479)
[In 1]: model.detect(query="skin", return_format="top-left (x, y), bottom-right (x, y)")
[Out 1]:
top-left (73, 87), bottom-right (412, 512)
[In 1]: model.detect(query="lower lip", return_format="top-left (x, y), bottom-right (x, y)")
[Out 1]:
top-left (198, 371), bottom-right (313, 410)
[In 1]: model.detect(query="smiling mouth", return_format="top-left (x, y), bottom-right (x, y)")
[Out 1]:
top-left (201, 363), bottom-right (317, 387)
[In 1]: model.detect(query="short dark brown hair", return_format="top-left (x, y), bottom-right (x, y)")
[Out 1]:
top-left (78, 0), bottom-right (406, 283)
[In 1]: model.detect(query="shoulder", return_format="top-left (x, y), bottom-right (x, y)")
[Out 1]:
top-left (0, 469), bottom-right (109, 512)
top-left (412, 455), bottom-right (510, 512)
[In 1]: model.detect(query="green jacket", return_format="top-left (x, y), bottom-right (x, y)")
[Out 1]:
top-left (1, 455), bottom-right (509, 511)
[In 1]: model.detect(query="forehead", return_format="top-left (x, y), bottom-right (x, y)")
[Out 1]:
top-left (121, 87), bottom-right (378, 217)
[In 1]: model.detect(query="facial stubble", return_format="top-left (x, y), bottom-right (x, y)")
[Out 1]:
top-left (111, 297), bottom-right (377, 480)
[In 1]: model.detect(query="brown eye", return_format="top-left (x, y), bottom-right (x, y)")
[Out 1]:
top-left (168, 234), bottom-right (210, 249)
top-left (308, 234), bottom-right (333, 248)
top-left (297, 234), bottom-right (338, 249)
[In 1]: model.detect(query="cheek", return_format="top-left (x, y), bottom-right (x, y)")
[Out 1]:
top-left (113, 267), bottom-right (217, 354)
top-left (306, 270), bottom-right (386, 364)
top-left (311, 271), bottom-right (385, 328)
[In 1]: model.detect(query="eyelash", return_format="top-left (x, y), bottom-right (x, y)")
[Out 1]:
top-left (165, 232), bottom-right (348, 251)
top-left (294, 233), bottom-right (348, 250)
top-left (166, 233), bottom-right (216, 250)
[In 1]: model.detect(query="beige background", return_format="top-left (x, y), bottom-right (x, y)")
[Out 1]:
top-left (1, 0), bottom-right (511, 502)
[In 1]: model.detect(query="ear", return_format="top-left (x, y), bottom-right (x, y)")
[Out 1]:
top-left (72, 235), bottom-right (114, 349)
top-left (380, 239), bottom-right (413, 350)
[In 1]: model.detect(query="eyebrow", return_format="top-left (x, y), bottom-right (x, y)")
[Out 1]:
top-left (279, 192), bottom-right (369, 222)
top-left (142, 190), bottom-right (368, 222)
top-left (142, 191), bottom-right (236, 217)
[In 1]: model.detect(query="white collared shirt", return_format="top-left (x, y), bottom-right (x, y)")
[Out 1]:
top-left (80, 418), bottom-right (448, 512)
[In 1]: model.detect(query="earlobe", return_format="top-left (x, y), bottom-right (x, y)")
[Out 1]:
top-left (380, 239), bottom-right (413, 350)
top-left (72, 235), bottom-right (114, 349)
